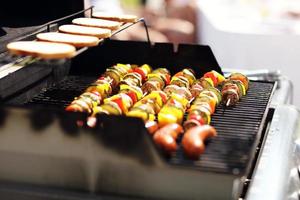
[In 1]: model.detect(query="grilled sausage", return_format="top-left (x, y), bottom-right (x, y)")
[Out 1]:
top-left (145, 120), bottom-right (159, 135)
top-left (153, 123), bottom-right (183, 153)
top-left (182, 125), bottom-right (217, 159)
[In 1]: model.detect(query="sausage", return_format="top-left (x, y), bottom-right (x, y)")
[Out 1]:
top-left (153, 123), bottom-right (183, 153)
top-left (145, 120), bottom-right (159, 135)
top-left (182, 125), bottom-right (217, 159)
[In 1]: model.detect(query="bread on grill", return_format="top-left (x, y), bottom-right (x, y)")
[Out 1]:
top-left (59, 24), bottom-right (111, 38)
top-left (72, 17), bottom-right (121, 30)
top-left (7, 41), bottom-right (76, 59)
top-left (36, 32), bottom-right (100, 47)
top-left (92, 12), bottom-right (138, 23)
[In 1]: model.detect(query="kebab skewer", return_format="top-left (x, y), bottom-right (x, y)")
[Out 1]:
top-left (91, 64), bottom-right (152, 116)
top-left (65, 63), bottom-right (132, 113)
top-left (152, 69), bottom-right (197, 152)
top-left (221, 72), bottom-right (249, 106)
top-left (127, 68), bottom-right (172, 132)
top-left (154, 70), bottom-right (224, 157)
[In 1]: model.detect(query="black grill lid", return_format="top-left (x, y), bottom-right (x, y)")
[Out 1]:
top-left (0, 0), bottom-right (84, 27)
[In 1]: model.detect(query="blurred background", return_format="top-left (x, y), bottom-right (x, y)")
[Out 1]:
top-left (89, 0), bottom-right (300, 107)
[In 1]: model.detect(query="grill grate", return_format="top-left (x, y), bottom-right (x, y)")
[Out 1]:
top-left (26, 76), bottom-right (274, 174)
top-left (169, 81), bottom-right (274, 174)
top-left (26, 76), bottom-right (96, 108)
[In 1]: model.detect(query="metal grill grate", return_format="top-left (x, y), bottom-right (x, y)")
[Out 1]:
top-left (26, 76), bottom-right (274, 174)
top-left (169, 81), bottom-right (274, 174)
top-left (26, 76), bottom-right (96, 108)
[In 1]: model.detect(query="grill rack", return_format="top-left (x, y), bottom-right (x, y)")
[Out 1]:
top-left (26, 75), bottom-right (275, 175)
top-left (1, 6), bottom-right (151, 63)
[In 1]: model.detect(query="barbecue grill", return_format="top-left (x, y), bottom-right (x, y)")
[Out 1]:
top-left (0, 7), bottom-right (299, 200)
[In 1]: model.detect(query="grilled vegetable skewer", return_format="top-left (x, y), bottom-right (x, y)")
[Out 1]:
top-left (141, 68), bottom-right (171, 94)
top-left (222, 72), bottom-right (249, 107)
top-left (92, 64), bottom-right (152, 115)
top-left (66, 63), bottom-right (132, 113)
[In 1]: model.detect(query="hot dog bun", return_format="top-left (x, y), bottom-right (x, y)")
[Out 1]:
top-left (59, 24), bottom-right (111, 38)
top-left (92, 12), bottom-right (138, 23)
top-left (36, 32), bottom-right (100, 47)
top-left (7, 41), bottom-right (76, 59)
top-left (72, 17), bottom-right (121, 30)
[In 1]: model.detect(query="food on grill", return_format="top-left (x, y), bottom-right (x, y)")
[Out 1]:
top-left (66, 98), bottom-right (92, 113)
top-left (221, 81), bottom-right (241, 106)
top-left (229, 73), bottom-right (249, 91)
top-left (153, 123), bottom-right (184, 153)
top-left (102, 63), bottom-right (132, 88)
top-left (93, 65), bottom-right (152, 116)
top-left (92, 12), bottom-right (138, 23)
top-left (170, 74), bottom-right (189, 88)
top-left (36, 32), bottom-right (100, 47)
top-left (190, 80), bottom-right (204, 98)
top-left (141, 68), bottom-right (171, 94)
top-left (127, 105), bottom-right (156, 121)
top-left (66, 64), bottom-right (133, 114)
top-left (158, 93), bottom-right (189, 126)
top-left (184, 109), bottom-right (211, 130)
top-left (127, 68), bottom-right (170, 123)
top-left (86, 79), bottom-right (112, 98)
top-left (119, 84), bottom-right (143, 104)
top-left (127, 90), bottom-right (168, 121)
top-left (198, 77), bottom-right (214, 89)
top-left (132, 64), bottom-right (152, 81)
top-left (199, 89), bottom-right (221, 106)
top-left (157, 69), bottom-right (196, 127)
top-left (7, 41), bottom-right (76, 59)
top-left (72, 18), bottom-right (121, 30)
top-left (164, 85), bottom-right (193, 101)
top-left (145, 120), bottom-right (159, 135)
top-left (182, 125), bottom-right (217, 159)
top-left (66, 91), bottom-right (102, 114)
top-left (170, 69), bottom-right (196, 87)
top-left (119, 64), bottom-right (151, 88)
top-left (221, 72), bottom-right (249, 106)
top-left (59, 24), bottom-right (111, 38)
top-left (183, 87), bottom-right (221, 130)
top-left (66, 90), bottom-right (102, 113)
top-left (98, 101), bottom-right (122, 115)
top-left (65, 66), bottom-right (248, 159)
top-left (203, 70), bottom-right (225, 87)
top-left (104, 93), bottom-right (134, 114)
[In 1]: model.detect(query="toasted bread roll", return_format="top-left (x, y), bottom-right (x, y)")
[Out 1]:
top-left (36, 32), bottom-right (100, 47)
top-left (59, 24), bottom-right (111, 38)
top-left (7, 41), bottom-right (76, 59)
top-left (92, 12), bottom-right (138, 23)
top-left (72, 17), bottom-right (121, 30)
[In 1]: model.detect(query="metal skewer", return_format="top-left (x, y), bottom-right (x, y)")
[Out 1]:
top-left (226, 98), bottom-right (231, 107)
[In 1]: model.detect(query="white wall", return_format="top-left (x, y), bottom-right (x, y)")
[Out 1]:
top-left (197, 2), bottom-right (299, 106)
